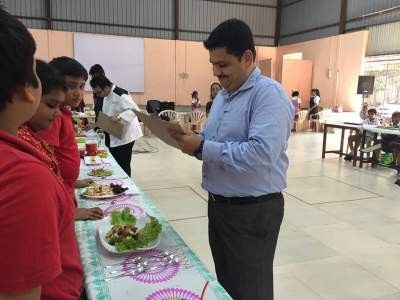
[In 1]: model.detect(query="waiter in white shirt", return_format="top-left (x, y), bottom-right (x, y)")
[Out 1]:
top-left (90, 75), bottom-right (142, 176)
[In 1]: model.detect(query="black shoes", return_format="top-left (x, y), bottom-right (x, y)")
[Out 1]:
top-left (344, 154), bottom-right (353, 161)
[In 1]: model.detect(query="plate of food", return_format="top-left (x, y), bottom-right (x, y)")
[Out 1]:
top-left (87, 168), bottom-right (113, 178)
top-left (81, 183), bottom-right (128, 199)
top-left (98, 208), bottom-right (162, 253)
top-left (84, 156), bottom-right (102, 165)
top-left (97, 149), bottom-right (109, 158)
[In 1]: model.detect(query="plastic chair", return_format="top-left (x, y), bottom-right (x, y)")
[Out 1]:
top-left (158, 110), bottom-right (177, 122)
top-left (309, 109), bottom-right (331, 132)
top-left (293, 110), bottom-right (308, 132)
top-left (190, 111), bottom-right (205, 133)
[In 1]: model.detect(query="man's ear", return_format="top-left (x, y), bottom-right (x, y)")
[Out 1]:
top-left (242, 50), bottom-right (254, 67)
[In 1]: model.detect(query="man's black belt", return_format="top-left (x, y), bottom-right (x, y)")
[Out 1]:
top-left (209, 192), bottom-right (282, 205)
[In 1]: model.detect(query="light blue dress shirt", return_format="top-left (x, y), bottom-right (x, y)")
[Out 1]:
top-left (200, 67), bottom-right (295, 197)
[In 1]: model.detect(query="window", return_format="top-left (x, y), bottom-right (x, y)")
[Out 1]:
top-left (364, 55), bottom-right (400, 107)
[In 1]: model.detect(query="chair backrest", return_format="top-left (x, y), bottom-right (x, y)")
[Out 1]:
top-left (158, 110), bottom-right (177, 122)
top-left (298, 110), bottom-right (308, 120)
top-left (190, 111), bottom-right (205, 122)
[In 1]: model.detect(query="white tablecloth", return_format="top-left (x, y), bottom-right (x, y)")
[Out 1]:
top-left (75, 151), bottom-right (231, 300)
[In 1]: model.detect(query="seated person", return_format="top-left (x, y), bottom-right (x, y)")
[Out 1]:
top-left (374, 111), bottom-right (400, 165)
top-left (345, 108), bottom-right (380, 161)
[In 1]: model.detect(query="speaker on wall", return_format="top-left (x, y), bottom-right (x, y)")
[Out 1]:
top-left (357, 76), bottom-right (375, 95)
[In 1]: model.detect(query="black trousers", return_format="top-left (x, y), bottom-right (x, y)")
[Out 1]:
top-left (109, 141), bottom-right (135, 176)
top-left (208, 193), bottom-right (284, 300)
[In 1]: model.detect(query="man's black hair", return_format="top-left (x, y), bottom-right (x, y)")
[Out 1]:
top-left (49, 56), bottom-right (88, 81)
top-left (0, 6), bottom-right (38, 111)
top-left (36, 60), bottom-right (66, 96)
top-left (89, 64), bottom-right (105, 77)
top-left (89, 75), bottom-right (113, 89)
top-left (203, 19), bottom-right (256, 61)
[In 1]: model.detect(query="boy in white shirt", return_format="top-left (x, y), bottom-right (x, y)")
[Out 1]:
top-left (345, 108), bottom-right (380, 161)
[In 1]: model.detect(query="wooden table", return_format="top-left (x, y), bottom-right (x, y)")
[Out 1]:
top-left (322, 122), bottom-right (361, 166)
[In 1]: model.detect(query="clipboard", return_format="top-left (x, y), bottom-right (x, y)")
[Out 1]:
top-left (95, 112), bottom-right (124, 139)
top-left (134, 110), bottom-right (185, 149)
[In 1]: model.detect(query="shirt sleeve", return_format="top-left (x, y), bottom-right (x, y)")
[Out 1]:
top-left (202, 85), bottom-right (294, 173)
top-left (0, 162), bottom-right (61, 294)
top-left (36, 117), bottom-right (62, 147)
top-left (118, 94), bottom-right (138, 123)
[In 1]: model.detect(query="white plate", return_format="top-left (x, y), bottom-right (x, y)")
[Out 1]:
top-left (87, 169), bottom-right (113, 178)
top-left (98, 216), bottom-right (161, 253)
top-left (81, 190), bottom-right (126, 200)
top-left (84, 156), bottom-right (102, 165)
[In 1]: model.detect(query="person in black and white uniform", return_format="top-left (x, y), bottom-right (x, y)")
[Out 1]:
top-left (90, 75), bottom-right (142, 176)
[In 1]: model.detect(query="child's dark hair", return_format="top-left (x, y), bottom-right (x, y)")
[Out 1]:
top-left (368, 108), bottom-right (377, 115)
top-left (0, 7), bottom-right (39, 111)
top-left (49, 56), bottom-right (88, 81)
top-left (36, 60), bottom-right (66, 96)
top-left (292, 91), bottom-right (299, 97)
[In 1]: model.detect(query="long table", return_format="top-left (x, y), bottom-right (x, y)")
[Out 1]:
top-left (75, 150), bottom-right (231, 299)
top-left (322, 122), bottom-right (361, 166)
top-left (359, 125), bottom-right (400, 172)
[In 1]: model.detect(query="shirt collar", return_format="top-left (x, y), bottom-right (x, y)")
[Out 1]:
top-left (105, 85), bottom-right (116, 99)
top-left (221, 67), bottom-right (260, 99)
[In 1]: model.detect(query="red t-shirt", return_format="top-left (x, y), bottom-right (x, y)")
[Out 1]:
top-left (37, 106), bottom-right (80, 201)
top-left (0, 130), bottom-right (83, 299)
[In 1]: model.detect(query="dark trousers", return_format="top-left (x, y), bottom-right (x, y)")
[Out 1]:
top-left (109, 141), bottom-right (135, 176)
top-left (208, 193), bottom-right (284, 300)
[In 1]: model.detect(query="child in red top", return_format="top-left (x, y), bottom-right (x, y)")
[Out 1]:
top-left (0, 8), bottom-right (83, 299)
top-left (38, 57), bottom-right (103, 221)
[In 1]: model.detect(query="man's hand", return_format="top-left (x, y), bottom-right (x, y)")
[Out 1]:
top-left (169, 129), bottom-right (202, 155)
top-left (75, 178), bottom-right (93, 188)
top-left (75, 207), bottom-right (104, 221)
top-left (111, 116), bottom-right (121, 122)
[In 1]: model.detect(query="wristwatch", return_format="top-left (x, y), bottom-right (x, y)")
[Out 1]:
top-left (193, 140), bottom-right (204, 160)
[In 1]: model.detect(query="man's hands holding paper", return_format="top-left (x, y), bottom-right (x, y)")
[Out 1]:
top-left (169, 129), bottom-right (202, 155)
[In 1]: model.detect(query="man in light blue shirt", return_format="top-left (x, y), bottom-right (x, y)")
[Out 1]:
top-left (171, 19), bottom-right (294, 300)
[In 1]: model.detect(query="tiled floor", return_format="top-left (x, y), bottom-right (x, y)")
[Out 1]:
top-left (132, 131), bottom-right (400, 300)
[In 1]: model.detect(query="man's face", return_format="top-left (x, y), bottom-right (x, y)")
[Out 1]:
top-left (209, 48), bottom-right (253, 94)
top-left (92, 86), bottom-right (109, 98)
top-left (64, 75), bottom-right (86, 108)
